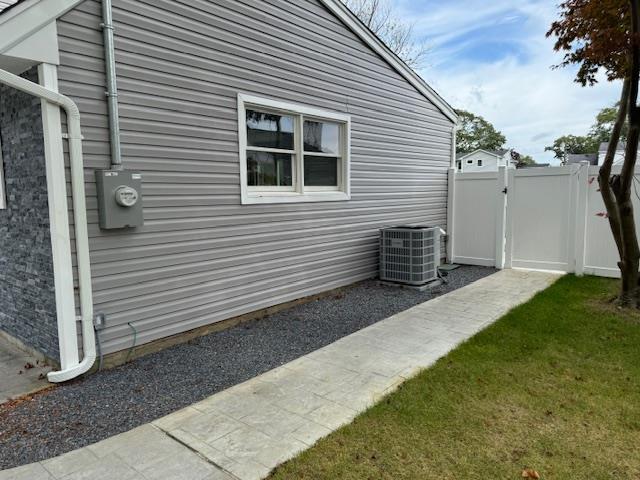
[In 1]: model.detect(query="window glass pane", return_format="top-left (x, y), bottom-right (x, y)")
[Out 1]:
top-left (247, 152), bottom-right (293, 187)
top-left (246, 109), bottom-right (295, 150)
top-left (304, 156), bottom-right (338, 186)
top-left (303, 120), bottom-right (340, 154)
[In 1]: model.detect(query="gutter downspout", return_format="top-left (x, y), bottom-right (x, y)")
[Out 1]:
top-left (101, 0), bottom-right (122, 169)
top-left (0, 69), bottom-right (96, 382)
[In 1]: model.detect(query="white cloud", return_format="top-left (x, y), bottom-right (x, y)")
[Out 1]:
top-left (396, 0), bottom-right (621, 163)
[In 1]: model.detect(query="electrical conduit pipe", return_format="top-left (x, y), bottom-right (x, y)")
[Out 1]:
top-left (0, 68), bottom-right (96, 382)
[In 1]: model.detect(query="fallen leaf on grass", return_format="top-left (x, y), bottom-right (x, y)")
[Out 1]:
top-left (522, 469), bottom-right (540, 479)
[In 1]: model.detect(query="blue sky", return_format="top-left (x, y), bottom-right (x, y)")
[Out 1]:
top-left (388, 0), bottom-right (620, 163)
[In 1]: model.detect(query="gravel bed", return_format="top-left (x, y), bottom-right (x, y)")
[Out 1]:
top-left (0, 266), bottom-right (495, 469)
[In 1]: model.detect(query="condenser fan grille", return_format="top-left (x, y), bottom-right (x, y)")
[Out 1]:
top-left (380, 226), bottom-right (440, 285)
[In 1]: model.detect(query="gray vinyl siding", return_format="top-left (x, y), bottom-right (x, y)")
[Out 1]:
top-left (56, 0), bottom-right (453, 354)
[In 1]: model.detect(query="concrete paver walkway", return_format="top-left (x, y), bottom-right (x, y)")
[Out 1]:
top-left (0, 270), bottom-right (559, 480)
top-left (0, 334), bottom-right (52, 405)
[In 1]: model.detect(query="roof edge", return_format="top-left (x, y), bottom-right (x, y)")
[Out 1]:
top-left (318, 0), bottom-right (457, 124)
top-left (0, 0), bottom-right (82, 55)
top-left (0, 0), bottom-right (27, 17)
top-left (1, 0), bottom-right (458, 124)
top-left (458, 149), bottom-right (506, 160)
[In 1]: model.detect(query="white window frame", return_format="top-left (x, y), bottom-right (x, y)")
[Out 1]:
top-left (0, 132), bottom-right (5, 210)
top-left (238, 93), bottom-right (351, 205)
top-left (477, 159), bottom-right (483, 167)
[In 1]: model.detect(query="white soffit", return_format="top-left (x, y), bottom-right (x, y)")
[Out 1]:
top-left (0, 0), bottom-right (79, 54)
top-left (0, 20), bottom-right (58, 73)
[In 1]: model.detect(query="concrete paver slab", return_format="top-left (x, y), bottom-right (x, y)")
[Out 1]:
top-left (0, 270), bottom-right (560, 480)
top-left (0, 335), bottom-right (52, 405)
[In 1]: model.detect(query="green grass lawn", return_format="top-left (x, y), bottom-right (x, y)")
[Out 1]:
top-left (270, 275), bottom-right (640, 479)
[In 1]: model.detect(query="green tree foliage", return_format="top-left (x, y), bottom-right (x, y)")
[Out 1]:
top-left (547, 0), bottom-right (640, 306)
top-left (591, 102), bottom-right (630, 143)
top-left (455, 109), bottom-right (507, 154)
top-left (545, 134), bottom-right (600, 159)
top-left (548, 0), bottom-right (631, 86)
top-left (545, 103), bottom-right (630, 159)
top-left (513, 153), bottom-right (536, 168)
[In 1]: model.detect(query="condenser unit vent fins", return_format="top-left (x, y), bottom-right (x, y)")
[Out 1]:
top-left (379, 226), bottom-right (441, 285)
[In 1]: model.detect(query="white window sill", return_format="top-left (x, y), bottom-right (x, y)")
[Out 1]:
top-left (242, 191), bottom-right (350, 205)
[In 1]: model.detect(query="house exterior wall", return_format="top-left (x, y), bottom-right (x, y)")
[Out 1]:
top-left (460, 151), bottom-right (499, 173)
top-left (0, 67), bottom-right (58, 359)
top-left (497, 155), bottom-right (511, 168)
top-left (597, 148), bottom-right (625, 166)
top-left (56, 0), bottom-right (453, 354)
top-left (459, 151), bottom-right (513, 173)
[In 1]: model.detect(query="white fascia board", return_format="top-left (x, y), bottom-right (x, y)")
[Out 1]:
top-left (0, 0), bottom-right (83, 55)
top-left (456, 151), bottom-right (475, 161)
top-left (318, 0), bottom-right (458, 124)
top-left (458, 149), bottom-right (502, 161)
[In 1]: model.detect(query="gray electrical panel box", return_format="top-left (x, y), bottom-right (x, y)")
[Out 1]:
top-left (95, 169), bottom-right (144, 229)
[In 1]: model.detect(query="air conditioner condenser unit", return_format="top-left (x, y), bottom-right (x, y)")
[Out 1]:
top-left (379, 225), bottom-right (442, 287)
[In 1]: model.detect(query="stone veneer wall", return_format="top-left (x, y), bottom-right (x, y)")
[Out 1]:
top-left (0, 66), bottom-right (58, 360)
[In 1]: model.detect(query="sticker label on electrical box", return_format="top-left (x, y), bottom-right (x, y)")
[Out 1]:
top-left (132, 174), bottom-right (142, 180)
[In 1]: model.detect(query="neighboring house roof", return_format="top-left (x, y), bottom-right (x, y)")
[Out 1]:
top-left (457, 148), bottom-right (509, 161)
top-left (489, 149), bottom-right (509, 157)
top-left (599, 142), bottom-right (625, 152)
top-left (0, 0), bottom-right (458, 124)
top-left (566, 153), bottom-right (598, 165)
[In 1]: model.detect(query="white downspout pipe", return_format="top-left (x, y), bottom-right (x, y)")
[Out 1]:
top-left (0, 68), bottom-right (96, 382)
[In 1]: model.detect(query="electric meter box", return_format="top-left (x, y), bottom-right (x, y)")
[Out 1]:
top-left (95, 169), bottom-right (144, 229)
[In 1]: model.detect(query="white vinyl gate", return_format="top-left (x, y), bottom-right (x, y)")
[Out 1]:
top-left (448, 163), bottom-right (640, 278)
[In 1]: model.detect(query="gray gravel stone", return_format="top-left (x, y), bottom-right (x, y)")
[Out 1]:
top-left (0, 266), bottom-right (494, 469)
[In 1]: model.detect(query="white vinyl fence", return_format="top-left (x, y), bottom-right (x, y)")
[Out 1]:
top-left (448, 163), bottom-right (640, 278)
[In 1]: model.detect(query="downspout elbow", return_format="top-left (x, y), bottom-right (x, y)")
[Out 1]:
top-left (48, 350), bottom-right (96, 383)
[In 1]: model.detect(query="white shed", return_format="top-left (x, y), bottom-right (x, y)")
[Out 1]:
top-left (456, 149), bottom-right (513, 172)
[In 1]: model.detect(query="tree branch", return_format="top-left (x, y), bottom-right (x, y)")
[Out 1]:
top-left (620, 0), bottom-right (640, 196)
top-left (614, 0), bottom-right (640, 304)
top-left (599, 78), bottom-right (630, 260)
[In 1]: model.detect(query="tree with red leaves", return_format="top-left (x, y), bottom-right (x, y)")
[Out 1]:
top-left (548, 0), bottom-right (640, 306)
